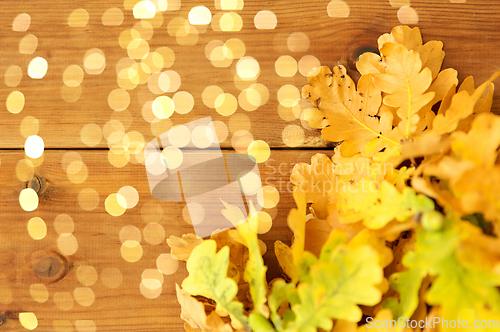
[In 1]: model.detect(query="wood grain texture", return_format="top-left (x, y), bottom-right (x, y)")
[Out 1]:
top-left (2, 0), bottom-right (500, 331)
top-left (0, 149), bottom-right (328, 331)
top-left (1, 0), bottom-right (500, 149)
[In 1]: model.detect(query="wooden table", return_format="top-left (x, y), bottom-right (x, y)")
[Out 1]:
top-left (1, 0), bottom-right (499, 330)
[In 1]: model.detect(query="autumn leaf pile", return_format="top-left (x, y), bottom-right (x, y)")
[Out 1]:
top-left (171, 26), bottom-right (500, 332)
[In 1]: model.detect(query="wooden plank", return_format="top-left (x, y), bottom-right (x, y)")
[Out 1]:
top-left (0, 149), bottom-right (328, 331)
top-left (1, 0), bottom-right (500, 149)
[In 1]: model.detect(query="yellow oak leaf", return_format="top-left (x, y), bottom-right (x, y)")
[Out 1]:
top-left (452, 165), bottom-right (500, 222)
top-left (377, 25), bottom-right (423, 52)
top-left (373, 42), bottom-right (435, 137)
top-left (167, 233), bottom-right (204, 261)
top-left (356, 52), bottom-right (385, 75)
top-left (290, 153), bottom-right (337, 220)
top-left (429, 71), bottom-right (500, 135)
top-left (176, 284), bottom-right (213, 331)
top-left (451, 112), bottom-right (500, 167)
top-left (302, 65), bottom-right (400, 157)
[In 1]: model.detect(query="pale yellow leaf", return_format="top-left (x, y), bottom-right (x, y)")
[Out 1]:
top-left (167, 234), bottom-right (204, 261)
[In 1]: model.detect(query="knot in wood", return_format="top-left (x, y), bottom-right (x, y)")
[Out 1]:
top-left (26, 174), bottom-right (46, 195)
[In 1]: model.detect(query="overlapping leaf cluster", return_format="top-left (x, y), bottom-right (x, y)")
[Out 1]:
top-left (174, 26), bottom-right (500, 332)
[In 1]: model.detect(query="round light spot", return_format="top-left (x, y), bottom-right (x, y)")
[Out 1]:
top-left (83, 48), bottom-right (106, 75)
top-left (156, 47), bottom-right (175, 68)
top-left (231, 130), bottom-right (254, 153)
top-left (13, 13), bottom-right (31, 31)
top-left (189, 6), bottom-right (212, 25)
top-left (398, 6), bottom-right (419, 24)
top-left (212, 120), bottom-right (229, 143)
top-left (159, 70), bottom-right (181, 92)
top-left (202, 85), bottom-right (224, 108)
top-left (6, 91), bottom-right (25, 114)
top-left (247, 140), bottom-right (271, 163)
top-left (236, 57), bottom-right (260, 80)
top-left (168, 125), bottom-right (191, 147)
top-left (133, 20), bottom-right (154, 40)
top-left (80, 123), bottom-right (102, 147)
top-left (108, 88), bottom-right (130, 112)
top-left (254, 10), bottom-right (277, 29)
top-left (173, 91), bottom-right (194, 114)
top-left (27, 217), bottom-right (47, 240)
top-left (63, 65), bottom-right (84, 87)
top-left (156, 253), bottom-right (179, 275)
top-left (67, 162), bottom-right (88, 184)
top-left (60, 85), bottom-right (82, 103)
top-left (119, 225), bottom-right (142, 244)
top-left (327, 0), bottom-right (350, 17)
top-left (278, 103), bottom-right (302, 121)
top-left (219, 12), bottom-right (242, 31)
top-left (141, 202), bottom-right (164, 223)
top-left (54, 214), bottom-right (75, 235)
top-left (133, 0), bottom-right (156, 19)
top-left (183, 202), bottom-right (205, 225)
top-left (102, 7), bottom-right (124, 26)
top-left (101, 268), bottom-right (123, 288)
top-left (19, 188), bottom-right (38, 212)
top-left (140, 281), bottom-right (163, 299)
top-left (239, 171), bottom-right (262, 195)
top-left (68, 8), bottom-right (89, 27)
top-left (192, 125), bottom-right (214, 149)
top-left (287, 32), bottom-right (310, 52)
top-left (228, 113), bottom-right (251, 133)
top-left (58, 234), bottom-right (78, 256)
top-left (117, 186), bottom-right (139, 209)
top-left (15, 160), bottom-right (34, 183)
top-left (225, 38), bottom-right (246, 59)
top-left (257, 185), bottom-right (280, 209)
top-left (127, 38), bottom-right (150, 60)
top-left (143, 223), bottom-right (165, 245)
top-left (53, 292), bottom-right (74, 311)
top-left (73, 287), bottom-right (95, 307)
top-left (162, 146), bottom-right (184, 169)
top-left (75, 320), bottom-right (96, 332)
top-left (238, 88), bottom-right (260, 111)
top-left (299, 55), bottom-right (321, 76)
top-left (121, 240), bottom-right (143, 262)
top-left (141, 269), bottom-right (164, 290)
top-left (78, 188), bottom-right (99, 211)
top-left (76, 265), bottom-right (98, 286)
top-left (249, 211), bottom-right (273, 234)
top-left (278, 85), bottom-right (300, 107)
top-left (29, 284), bottom-right (49, 303)
top-left (19, 312), bottom-right (38, 330)
top-left (28, 57), bottom-right (48, 79)
top-left (215, 93), bottom-right (238, 116)
top-left (19, 34), bottom-right (38, 54)
top-left (105, 193), bottom-right (127, 217)
top-left (4, 65), bottom-right (23, 87)
top-left (152, 96), bottom-right (175, 119)
top-left (282, 124), bottom-right (305, 147)
top-left (275, 55), bottom-right (298, 77)
top-left (25, 135), bottom-right (44, 159)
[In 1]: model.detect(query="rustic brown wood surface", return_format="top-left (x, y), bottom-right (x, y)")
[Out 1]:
top-left (1, 0), bottom-right (500, 330)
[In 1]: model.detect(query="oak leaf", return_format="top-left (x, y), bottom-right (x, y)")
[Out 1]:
top-left (373, 42), bottom-right (435, 137)
top-left (167, 233), bottom-right (204, 261)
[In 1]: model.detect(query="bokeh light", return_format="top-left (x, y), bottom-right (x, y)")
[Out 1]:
top-left (28, 57), bottom-right (48, 79)
top-left (254, 10), bottom-right (277, 29)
